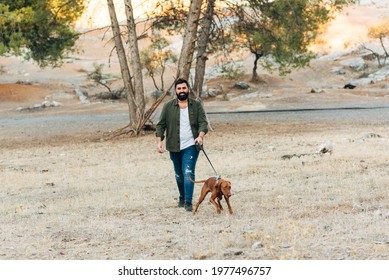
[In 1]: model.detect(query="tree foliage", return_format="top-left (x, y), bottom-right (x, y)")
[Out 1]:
top-left (0, 0), bottom-right (85, 67)
top-left (366, 19), bottom-right (389, 67)
top-left (149, 0), bottom-right (188, 34)
top-left (368, 19), bottom-right (389, 40)
top-left (140, 36), bottom-right (178, 91)
top-left (230, 0), bottom-right (356, 77)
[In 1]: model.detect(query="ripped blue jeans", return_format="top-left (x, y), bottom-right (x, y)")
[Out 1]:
top-left (169, 145), bottom-right (199, 202)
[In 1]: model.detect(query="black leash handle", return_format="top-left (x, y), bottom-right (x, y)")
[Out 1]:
top-left (196, 143), bottom-right (219, 176)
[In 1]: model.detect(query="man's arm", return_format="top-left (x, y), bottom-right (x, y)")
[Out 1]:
top-left (195, 102), bottom-right (208, 145)
top-left (155, 103), bottom-right (168, 153)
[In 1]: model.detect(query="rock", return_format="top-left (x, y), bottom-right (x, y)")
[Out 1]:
top-left (361, 52), bottom-right (376, 61)
top-left (368, 66), bottom-right (389, 83)
top-left (75, 88), bottom-right (88, 97)
top-left (344, 83), bottom-right (356, 89)
top-left (349, 78), bottom-right (373, 86)
top-left (348, 65), bottom-right (389, 86)
top-left (350, 66), bottom-right (389, 85)
top-left (51, 101), bottom-right (62, 107)
top-left (234, 82), bottom-right (250, 90)
top-left (78, 95), bottom-right (89, 104)
top-left (223, 248), bottom-right (244, 257)
top-left (331, 66), bottom-right (346, 75)
top-left (340, 57), bottom-right (367, 71)
top-left (33, 103), bottom-right (43, 109)
top-left (318, 49), bottom-right (356, 61)
top-left (310, 88), bottom-right (324, 93)
top-left (16, 99), bottom-right (62, 112)
top-left (41, 101), bottom-right (51, 108)
top-left (317, 141), bottom-right (333, 154)
top-left (75, 88), bottom-right (90, 104)
top-left (359, 133), bottom-right (382, 141)
top-left (252, 241), bottom-right (264, 250)
top-left (209, 88), bottom-right (222, 97)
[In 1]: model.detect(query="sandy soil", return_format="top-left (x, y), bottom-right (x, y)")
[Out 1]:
top-left (1, 3), bottom-right (389, 260)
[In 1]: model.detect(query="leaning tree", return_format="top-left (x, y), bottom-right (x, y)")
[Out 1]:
top-left (106, 0), bottom-right (204, 136)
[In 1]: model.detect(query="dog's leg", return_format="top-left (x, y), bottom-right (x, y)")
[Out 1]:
top-left (224, 196), bottom-right (233, 214)
top-left (193, 185), bottom-right (210, 214)
top-left (216, 196), bottom-right (223, 211)
top-left (210, 193), bottom-right (222, 214)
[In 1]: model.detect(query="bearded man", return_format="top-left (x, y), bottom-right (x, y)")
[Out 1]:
top-left (156, 78), bottom-right (209, 212)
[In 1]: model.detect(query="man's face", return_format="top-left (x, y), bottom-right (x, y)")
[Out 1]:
top-left (175, 82), bottom-right (189, 101)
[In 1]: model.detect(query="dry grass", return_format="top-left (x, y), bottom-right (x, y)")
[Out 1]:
top-left (1, 121), bottom-right (388, 260)
top-left (1, 1), bottom-right (389, 260)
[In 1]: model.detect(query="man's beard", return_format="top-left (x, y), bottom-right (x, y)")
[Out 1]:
top-left (177, 92), bottom-right (189, 101)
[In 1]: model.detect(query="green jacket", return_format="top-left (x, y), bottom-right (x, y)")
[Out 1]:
top-left (156, 98), bottom-right (208, 152)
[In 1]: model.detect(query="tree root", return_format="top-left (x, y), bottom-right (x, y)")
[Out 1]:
top-left (96, 122), bottom-right (156, 142)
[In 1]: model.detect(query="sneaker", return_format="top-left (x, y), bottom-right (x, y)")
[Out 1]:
top-left (178, 197), bottom-right (185, 208)
top-left (184, 201), bottom-right (193, 212)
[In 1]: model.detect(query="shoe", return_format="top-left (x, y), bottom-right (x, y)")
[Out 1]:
top-left (178, 197), bottom-right (185, 208)
top-left (184, 201), bottom-right (193, 212)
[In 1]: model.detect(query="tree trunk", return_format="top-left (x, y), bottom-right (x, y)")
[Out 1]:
top-left (106, 0), bottom-right (137, 127)
top-left (176, 0), bottom-right (203, 80)
top-left (193, 0), bottom-right (215, 99)
top-left (251, 52), bottom-right (263, 82)
top-left (124, 0), bottom-right (146, 134)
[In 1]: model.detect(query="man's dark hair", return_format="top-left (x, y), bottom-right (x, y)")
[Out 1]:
top-left (174, 78), bottom-right (190, 89)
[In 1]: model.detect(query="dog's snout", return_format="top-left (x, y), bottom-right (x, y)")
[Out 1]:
top-left (223, 189), bottom-right (232, 197)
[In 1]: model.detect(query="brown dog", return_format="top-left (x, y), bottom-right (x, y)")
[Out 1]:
top-left (190, 176), bottom-right (233, 214)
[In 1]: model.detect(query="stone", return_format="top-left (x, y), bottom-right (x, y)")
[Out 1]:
top-left (234, 82), bottom-right (250, 90)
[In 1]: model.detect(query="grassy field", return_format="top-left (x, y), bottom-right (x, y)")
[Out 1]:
top-left (1, 120), bottom-right (388, 260)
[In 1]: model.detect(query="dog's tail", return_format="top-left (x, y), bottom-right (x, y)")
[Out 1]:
top-left (188, 176), bottom-right (207, 184)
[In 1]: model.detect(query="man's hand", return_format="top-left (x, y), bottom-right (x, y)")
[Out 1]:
top-left (194, 136), bottom-right (203, 146)
top-left (156, 138), bottom-right (164, 153)
top-left (195, 132), bottom-right (205, 146)
top-left (157, 142), bottom-right (165, 153)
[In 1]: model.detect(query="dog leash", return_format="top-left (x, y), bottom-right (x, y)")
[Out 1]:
top-left (196, 143), bottom-right (220, 177)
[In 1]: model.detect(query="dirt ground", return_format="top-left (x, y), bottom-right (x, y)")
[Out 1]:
top-left (1, 3), bottom-right (389, 260)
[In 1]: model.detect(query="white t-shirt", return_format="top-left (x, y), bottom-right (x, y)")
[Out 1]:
top-left (180, 107), bottom-right (195, 150)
